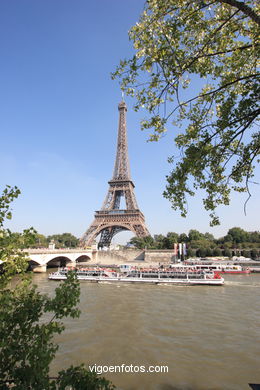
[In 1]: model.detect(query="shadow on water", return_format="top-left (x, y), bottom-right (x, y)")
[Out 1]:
top-left (160, 385), bottom-right (197, 390)
top-left (159, 385), bottom-right (251, 390)
top-left (158, 385), bottom-right (223, 390)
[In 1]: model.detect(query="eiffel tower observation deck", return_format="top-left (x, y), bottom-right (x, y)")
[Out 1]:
top-left (80, 99), bottom-right (150, 248)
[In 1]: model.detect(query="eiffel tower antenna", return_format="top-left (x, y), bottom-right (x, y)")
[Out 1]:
top-left (80, 100), bottom-right (149, 248)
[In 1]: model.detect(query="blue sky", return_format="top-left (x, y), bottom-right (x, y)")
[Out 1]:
top-left (1, 0), bottom-right (259, 243)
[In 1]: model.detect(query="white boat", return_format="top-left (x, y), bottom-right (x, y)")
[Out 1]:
top-left (48, 267), bottom-right (224, 286)
top-left (182, 263), bottom-right (251, 274)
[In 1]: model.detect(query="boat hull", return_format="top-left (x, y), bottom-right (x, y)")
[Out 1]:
top-left (217, 270), bottom-right (250, 274)
top-left (48, 274), bottom-right (224, 286)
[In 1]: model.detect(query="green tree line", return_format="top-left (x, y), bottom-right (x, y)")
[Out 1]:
top-left (30, 233), bottom-right (79, 249)
top-left (29, 228), bottom-right (260, 259)
top-left (129, 228), bottom-right (260, 259)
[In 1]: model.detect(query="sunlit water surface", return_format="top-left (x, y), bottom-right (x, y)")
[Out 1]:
top-left (33, 273), bottom-right (260, 390)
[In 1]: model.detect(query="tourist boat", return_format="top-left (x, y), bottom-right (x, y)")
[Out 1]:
top-left (182, 263), bottom-right (250, 274)
top-left (212, 265), bottom-right (250, 274)
top-left (48, 267), bottom-right (224, 286)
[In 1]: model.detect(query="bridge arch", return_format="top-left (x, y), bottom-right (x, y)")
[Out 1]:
top-left (28, 259), bottom-right (41, 271)
top-left (75, 255), bottom-right (91, 263)
top-left (47, 256), bottom-right (72, 268)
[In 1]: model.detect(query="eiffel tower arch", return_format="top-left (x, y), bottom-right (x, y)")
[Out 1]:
top-left (80, 100), bottom-right (150, 248)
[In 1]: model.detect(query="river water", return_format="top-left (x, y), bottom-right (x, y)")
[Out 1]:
top-left (33, 272), bottom-right (260, 390)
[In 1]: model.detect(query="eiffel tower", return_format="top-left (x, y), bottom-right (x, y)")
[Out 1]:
top-left (80, 99), bottom-right (150, 248)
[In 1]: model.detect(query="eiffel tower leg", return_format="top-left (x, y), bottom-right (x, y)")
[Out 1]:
top-left (80, 221), bottom-right (101, 247)
top-left (99, 228), bottom-right (113, 248)
top-left (132, 223), bottom-right (150, 237)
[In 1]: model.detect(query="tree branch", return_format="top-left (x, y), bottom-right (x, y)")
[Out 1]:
top-left (182, 9), bottom-right (240, 72)
top-left (180, 73), bottom-right (259, 108)
top-left (196, 43), bottom-right (257, 59)
top-left (218, 0), bottom-right (260, 26)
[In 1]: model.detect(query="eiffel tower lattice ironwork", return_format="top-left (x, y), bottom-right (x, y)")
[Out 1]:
top-left (80, 100), bottom-right (150, 248)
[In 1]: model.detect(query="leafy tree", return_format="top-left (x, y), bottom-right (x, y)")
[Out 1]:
top-left (0, 186), bottom-right (36, 286)
top-left (222, 241), bottom-right (233, 249)
top-left (154, 234), bottom-right (166, 248)
top-left (188, 229), bottom-right (204, 242)
top-left (57, 365), bottom-right (115, 390)
top-left (187, 248), bottom-right (196, 257)
top-left (129, 235), bottom-right (155, 249)
top-left (196, 247), bottom-right (207, 257)
top-left (248, 231), bottom-right (260, 243)
top-left (29, 233), bottom-right (48, 248)
top-left (223, 248), bottom-right (232, 257)
top-left (164, 232), bottom-right (179, 248)
top-left (226, 227), bottom-right (249, 243)
top-left (0, 186), bottom-right (114, 390)
top-left (113, 0), bottom-right (260, 225)
top-left (213, 248), bottom-right (222, 256)
top-left (203, 232), bottom-right (215, 242)
top-left (178, 233), bottom-right (189, 243)
top-left (205, 247), bottom-right (213, 257)
top-left (129, 236), bottom-right (142, 248)
top-left (223, 233), bottom-right (233, 243)
top-left (250, 249), bottom-right (259, 259)
top-left (47, 233), bottom-right (79, 248)
top-left (241, 249), bottom-right (251, 257)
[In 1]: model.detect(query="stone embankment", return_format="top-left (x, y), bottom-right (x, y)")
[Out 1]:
top-left (90, 249), bottom-right (176, 266)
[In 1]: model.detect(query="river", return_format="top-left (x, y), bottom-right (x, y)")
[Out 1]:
top-left (32, 272), bottom-right (260, 390)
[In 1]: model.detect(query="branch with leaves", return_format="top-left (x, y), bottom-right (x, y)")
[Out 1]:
top-left (112, 0), bottom-right (260, 225)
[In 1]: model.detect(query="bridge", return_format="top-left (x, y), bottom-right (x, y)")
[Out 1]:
top-left (27, 248), bottom-right (97, 272)
top-left (26, 248), bottom-right (179, 272)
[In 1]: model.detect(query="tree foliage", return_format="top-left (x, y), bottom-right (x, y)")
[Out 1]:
top-left (223, 226), bottom-right (260, 243)
top-left (0, 186), bottom-right (114, 389)
top-left (27, 233), bottom-right (79, 249)
top-left (57, 365), bottom-right (115, 390)
top-left (128, 227), bottom-right (260, 258)
top-left (30, 233), bottom-right (48, 248)
top-left (112, 0), bottom-right (260, 225)
top-left (0, 186), bottom-right (36, 287)
top-left (47, 233), bottom-right (79, 249)
top-left (0, 272), bottom-right (81, 389)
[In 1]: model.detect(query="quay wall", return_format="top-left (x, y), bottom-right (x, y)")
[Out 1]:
top-left (144, 250), bottom-right (176, 263)
top-left (95, 249), bottom-right (175, 265)
top-left (95, 249), bottom-right (145, 264)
